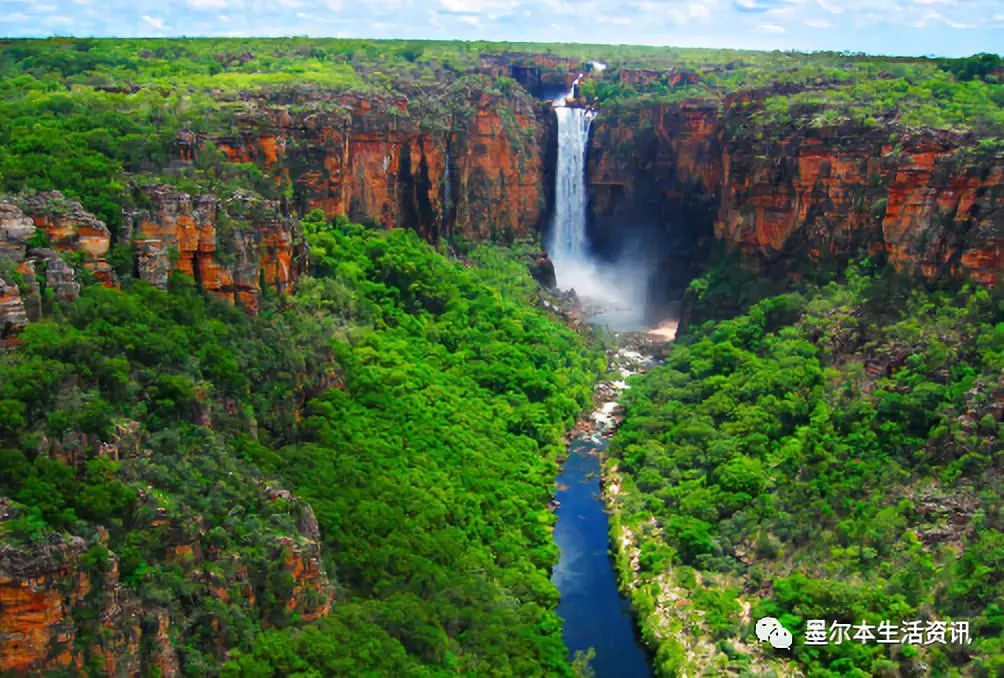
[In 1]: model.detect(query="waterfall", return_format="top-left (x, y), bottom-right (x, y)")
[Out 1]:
top-left (548, 90), bottom-right (595, 266)
top-left (546, 77), bottom-right (651, 330)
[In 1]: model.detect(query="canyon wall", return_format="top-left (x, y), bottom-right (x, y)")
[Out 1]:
top-left (1, 188), bottom-right (303, 339)
top-left (587, 99), bottom-right (1003, 288)
top-left (0, 485), bottom-right (331, 675)
top-left (192, 87), bottom-right (549, 242)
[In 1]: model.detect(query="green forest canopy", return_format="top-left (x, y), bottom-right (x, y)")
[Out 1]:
top-left (610, 263), bottom-right (1003, 676)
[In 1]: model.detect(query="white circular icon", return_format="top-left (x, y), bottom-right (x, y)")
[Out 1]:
top-left (756, 617), bottom-right (793, 649)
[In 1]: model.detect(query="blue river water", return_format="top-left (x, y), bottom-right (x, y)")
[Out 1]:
top-left (552, 438), bottom-right (653, 678)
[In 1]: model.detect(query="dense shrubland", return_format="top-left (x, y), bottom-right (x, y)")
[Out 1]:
top-left (609, 262), bottom-right (1003, 676)
top-left (0, 213), bottom-right (601, 674)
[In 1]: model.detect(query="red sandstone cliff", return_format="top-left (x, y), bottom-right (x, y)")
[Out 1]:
top-left (124, 185), bottom-right (300, 312)
top-left (1, 197), bottom-right (97, 340)
top-left (587, 100), bottom-right (1003, 288)
top-left (0, 482), bottom-right (333, 676)
top-left (0, 186), bottom-right (301, 340)
top-left (183, 84), bottom-right (547, 242)
top-left (0, 513), bottom-right (148, 676)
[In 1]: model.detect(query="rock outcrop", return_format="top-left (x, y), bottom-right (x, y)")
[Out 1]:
top-left (0, 202), bottom-right (35, 262)
top-left (1, 183), bottom-right (302, 328)
top-left (0, 200), bottom-right (85, 339)
top-left (528, 250), bottom-right (557, 290)
top-left (125, 185), bottom-right (300, 312)
top-left (587, 100), bottom-right (1004, 288)
top-left (0, 276), bottom-right (27, 338)
top-left (186, 86), bottom-right (547, 242)
top-left (19, 192), bottom-right (114, 285)
top-left (0, 523), bottom-right (144, 676)
top-left (477, 52), bottom-right (580, 93)
top-left (0, 478), bottom-right (334, 675)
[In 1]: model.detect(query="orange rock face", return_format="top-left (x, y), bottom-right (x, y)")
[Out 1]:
top-left (716, 127), bottom-right (1003, 287)
top-left (0, 275), bottom-right (27, 340)
top-left (590, 100), bottom-right (1003, 288)
top-left (0, 532), bottom-right (142, 676)
top-left (194, 89), bottom-right (545, 242)
top-left (19, 192), bottom-right (115, 285)
top-left (126, 185), bottom-right (301, 312)
top-left (881, 145), bottom-right (1003, 286)
top-left (0, 479), bottom-right (334, 674)
top-left (451, 92), bottom-right (545, 240)
top-left (276, 536), bottom-right (333, 624)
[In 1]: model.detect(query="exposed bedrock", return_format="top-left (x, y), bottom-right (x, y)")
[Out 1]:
top-left (189, 87), bottom-right (551, 242)
top-left (586, 101), bottom-right (721, 303)
top-left (0, 483), bottom-right (333, 676)
top-left (586, 99), bottom-right (1002, 290)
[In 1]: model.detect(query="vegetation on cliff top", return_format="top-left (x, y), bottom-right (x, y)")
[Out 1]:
top-left (0, 215), bottom-right (602, 674)
top-left (1, 37), bottom-right (999, 236)
top-left (609, 262), bottom-right (1003, 676)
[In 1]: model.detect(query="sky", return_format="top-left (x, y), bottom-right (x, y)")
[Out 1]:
top-left (0, 0), bottom-right (1002, 57)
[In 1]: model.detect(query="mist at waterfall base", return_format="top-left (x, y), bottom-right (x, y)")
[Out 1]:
top-left (550, 235), bottom-right (663, 332)
top-left (547, 98), bottom-right (661, 332)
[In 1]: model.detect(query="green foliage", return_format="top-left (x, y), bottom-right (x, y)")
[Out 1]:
top-left (238, 220), bottom-right (600, 675)
top-left (0, 217), bottom-right (599, 674)
top-left (611, 265), bottom-right (1003, 675)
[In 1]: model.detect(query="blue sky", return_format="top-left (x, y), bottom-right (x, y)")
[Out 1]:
top-left (1, 0), bottom-right (1002, 57)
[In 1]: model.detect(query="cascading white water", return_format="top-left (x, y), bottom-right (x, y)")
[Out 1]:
top-left (547, 79), bottom-right (649, 330)
top-left (548, 102), bottom-right (594, 264)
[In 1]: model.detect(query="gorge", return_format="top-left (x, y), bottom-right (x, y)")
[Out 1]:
top-left (546, 75), bottom-right (658, 676)
top-left (0, 40), bottom-right (1001, 677)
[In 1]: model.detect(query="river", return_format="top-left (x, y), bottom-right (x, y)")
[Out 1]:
top-left (551, 343), bottom-right (664, 677)
top-left (552, 436), bottom-right (652, 677)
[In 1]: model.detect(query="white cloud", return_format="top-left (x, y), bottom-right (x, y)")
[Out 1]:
top-left (460, 14), bottom-right (482, 26)
top-left (688, 2), bottom-right (711, 19)
top-left (805, 17), bottom-right (833, 28)
top-left (541, 0), bottom-right (576, 13)
top-left (0, 12), bottom-right (29, 23)
top-left (441, 0), bottom-right (516, 12)
top-left (142, 15), bottom-right (165, 29)
top-left (912, 10), bottom-right (974, 28)
top-left (816, 0), bottom-right (844, 13)
top-left (665, 0), bottom-right (715, 24)
top-left (757, 22), bottom-right (785, 32)
top-left (186, 0), bottom-right (229, 8)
